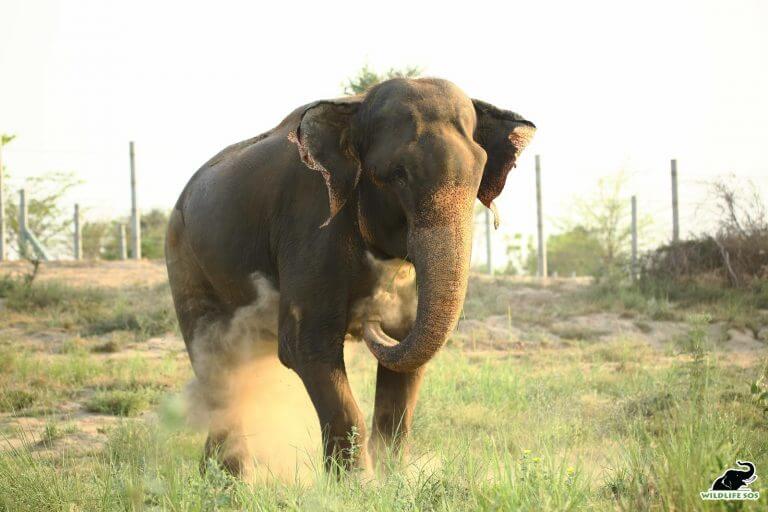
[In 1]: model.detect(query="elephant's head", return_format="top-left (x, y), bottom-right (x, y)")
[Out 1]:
top-left (290, 78), bottom-right (535, 372)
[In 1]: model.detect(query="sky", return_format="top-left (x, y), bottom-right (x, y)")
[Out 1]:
top-left (1, 0), bottom-right (767, 264)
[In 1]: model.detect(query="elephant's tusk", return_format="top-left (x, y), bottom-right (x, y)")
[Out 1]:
top-left (363, 318), bottom-right (400, 349)
top-left (489, 201), bottom-right (500, 230)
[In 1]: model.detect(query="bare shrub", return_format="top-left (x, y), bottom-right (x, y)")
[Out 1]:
top-left (643, 177), bottom-right (767, 286)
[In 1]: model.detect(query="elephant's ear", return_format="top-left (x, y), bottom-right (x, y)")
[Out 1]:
top-left (288, 97), bottom-right (363, 227)
top-left (473, 99), bottom-right (536, 213)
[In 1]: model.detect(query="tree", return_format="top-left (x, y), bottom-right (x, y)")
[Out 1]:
top-left (81, 210), bottom-right (169, 260)
top-left (537, 172), bottom-right (652, 280)
top-left (82, 220), bottom-right (121, 259)
top-left (524, 227), bottom-right (603, 277)
top-left (343, 64), bottom-right (422, 95)
top-left (138, 209), bottom-right (169, 259)
top-left (572, 173), bottom-right (632, 271)
top-left (2, 138), bottom-right (81, 258)
top-left (502, 232), bottom-right (527, 275)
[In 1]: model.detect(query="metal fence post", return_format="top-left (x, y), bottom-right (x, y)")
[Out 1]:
top-left (484, 208), bottom-right (493, 276)
top-left (18, 189), bottom-right (27, 258)
top-left (671, 159), bottom-right (679, 242)
top-left (118, 223), bottom-right (127, 260)
top-left (130, 141), bottom-right (141, 259)
top-left (0, 144), bottom-right (5, 261)
top-left (631, 195), bottom-right (638, 281)
top-left (73, 204), bottom-right (82, 260)
top-left (535, 155), bottom-right (547, 278)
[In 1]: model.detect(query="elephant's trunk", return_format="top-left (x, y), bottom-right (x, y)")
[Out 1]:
top-left (737, 461), bottom-right (756, 480)
top-left (364, 188), bottom-right (473, 372)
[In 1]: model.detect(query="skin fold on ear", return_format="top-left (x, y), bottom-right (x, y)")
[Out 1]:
top-left (472, 99), bottom-right (536, 220)
top-left (288, 98), bottom-right (362, 227)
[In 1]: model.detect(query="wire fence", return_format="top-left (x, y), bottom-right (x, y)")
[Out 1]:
top-left (2, 143), bottom-right (766, 277)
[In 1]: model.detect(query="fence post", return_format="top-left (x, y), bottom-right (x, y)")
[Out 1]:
top-left (671, 159), bottom-right (679, 242)
top-left (73, 204), bottom-right (82, 260)
top-left (631, 195), bottom-right (638, 281)
top-left (535, 154), bottom-right (547, 278)
top-left (484, 208), bottom-right (493, 276)
top-left (16, 189), bottom-right (50, 261)
top-left (118, 223), bottom-right (127, 260)
top-left (18, 189), bottom-right (27, 258)
top-left (0, 143), bottom-right (5, 261)
top-left (129, 141), bottom-right (141, 259)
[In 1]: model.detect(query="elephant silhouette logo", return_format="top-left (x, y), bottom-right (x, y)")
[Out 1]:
top-left (700, 461), bottom-right (760, 501)
top-left (711, 460), bottom-right (756, 490)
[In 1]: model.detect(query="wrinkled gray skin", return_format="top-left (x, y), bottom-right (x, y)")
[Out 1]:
top-left (166, 78), bottom-right (535, 473)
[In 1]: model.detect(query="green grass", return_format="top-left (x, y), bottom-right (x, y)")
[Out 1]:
top-left (0, 346), bottom-right (185, 415)
top-left (583, 277), bottom-right (768, 329)
top-left (39, 420), bottom-right (79, 445)
top-left (2, 324), bottom-right (766, 510)
top-left (1, 273), bottom-right (767, 510)
top-left (0, 277), bottom-right (177, 340)
top-left (86, 389), bottom-right (158, 417)
top-left (0, 388), bottom-right (39, 412)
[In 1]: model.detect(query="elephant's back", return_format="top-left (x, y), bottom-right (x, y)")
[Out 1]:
top-left (168, 129), bottom-right (297, 300)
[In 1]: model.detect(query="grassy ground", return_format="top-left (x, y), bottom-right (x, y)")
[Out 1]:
top-left (0, 262), bottom-right (767, 511)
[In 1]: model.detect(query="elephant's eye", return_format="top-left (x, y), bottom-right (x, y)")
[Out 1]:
top-left (389, 165), bottom-right (408, 187)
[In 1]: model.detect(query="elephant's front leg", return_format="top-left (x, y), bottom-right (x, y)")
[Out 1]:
top-left (279, 299), bottom-right (368, 473)
top-left (370, 364), bottom-right (426, 464)
top-left (295, 360), bottom-right (368, 472)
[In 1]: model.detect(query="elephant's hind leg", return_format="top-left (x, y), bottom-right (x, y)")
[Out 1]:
top-left (172, 296), bottom-right (253, 476)
top-left (167, 225), bottom-right (254, 476)
top-left (370, 364), bottom-right (426, 465)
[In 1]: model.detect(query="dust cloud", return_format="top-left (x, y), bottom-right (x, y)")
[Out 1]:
top-left (183, 276), bottom-right (320, 482)
top-left (349, 254), bottom-right (417, 338)
top-left (181, 260), bottom-right (418, 482)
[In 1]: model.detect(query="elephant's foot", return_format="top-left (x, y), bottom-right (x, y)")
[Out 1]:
top-left (323, 423), bottom-right (370, 474)
top-left (200, 420), bottom-right (252, 478)
top-left (369, 427), bottom-right (408, 468)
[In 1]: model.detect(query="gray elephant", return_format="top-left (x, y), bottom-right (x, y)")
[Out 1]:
top-left (165, 77), bottom-right (535, 474)
top-left (711, 461), bottom-right (757, 490)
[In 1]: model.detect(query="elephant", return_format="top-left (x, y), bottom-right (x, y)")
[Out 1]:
top-left (165, 77), bottom-right (535, 474)
top-left (711, 461), bottom-right (757, 490)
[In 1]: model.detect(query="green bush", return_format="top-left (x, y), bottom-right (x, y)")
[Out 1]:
top-left (3, 279), bottom-right (105, 312)
top-left (86, 389), bottom-right (156, 417)
top-left (0, 388), bottom-right (39, 412)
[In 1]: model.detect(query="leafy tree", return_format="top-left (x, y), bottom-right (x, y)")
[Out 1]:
top-left (82, 210), bottom-right (169, 260)
top-left (525, 173), bottom-right (651, 279)
top-left (137, 209), bottom-right (169, 259)
top-left (2, 161), bottom-right (81, 259)
top-left (572, 173), bottom-right (632, 271)
top-left (0, 135), bottom-right (13, 256)
top-left (2, 134), bottom-right (83, 259)
top-left (343, 64), bottom-right (422, 95)
top-left (82, 220), bottom-right (123, 259)
top-left (502, 232), bottom-right (527, 275)
top-left (524, 227), bottom-right (603, 276)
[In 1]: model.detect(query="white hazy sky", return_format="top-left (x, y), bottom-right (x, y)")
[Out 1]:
top-left (1, 0), bottom-right (767, 261)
